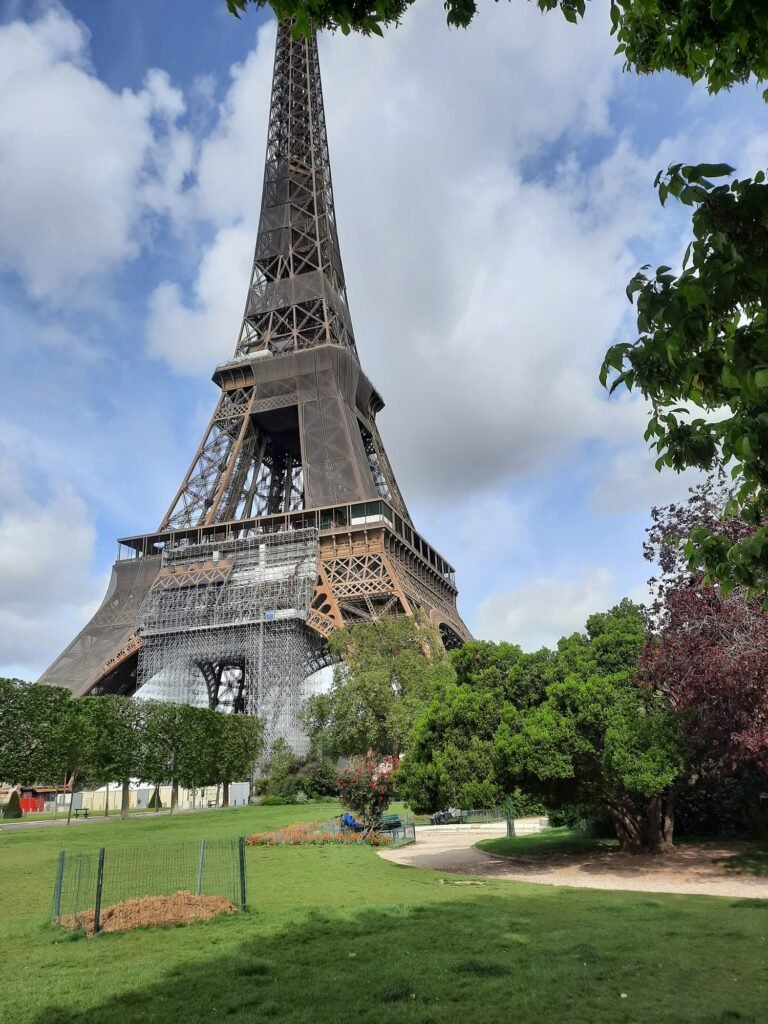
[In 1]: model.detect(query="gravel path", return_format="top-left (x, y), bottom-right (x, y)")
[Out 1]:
top-left (378, 826), bottom-right (768, 899)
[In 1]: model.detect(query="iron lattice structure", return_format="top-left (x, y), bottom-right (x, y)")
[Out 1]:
top-left (38, 20), bottom-right (470, 748)
top-left (136, 531), bottom-right (324, 749)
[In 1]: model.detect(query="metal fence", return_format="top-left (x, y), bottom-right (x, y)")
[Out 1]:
top-left (52, 838), bottom-right (246, 933)
top-left (387, 819), bottom-right (416, 847)
top-left (244, 814), bottom-right (417, 848)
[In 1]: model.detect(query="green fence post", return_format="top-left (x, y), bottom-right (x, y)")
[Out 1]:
top-left (238, 836), bottom-right (247, 912)
top-left (54, 850), bottom-right (65, 920)
top-left (505, 797), bottom-right (516, 838)
top-left (93, 847), bottom-right (106, 934)
top-left (196, 839), bottom-right (206, 896)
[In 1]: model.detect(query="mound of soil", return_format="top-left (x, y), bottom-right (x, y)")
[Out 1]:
top-left (60, 890), bottom-right (238, 935)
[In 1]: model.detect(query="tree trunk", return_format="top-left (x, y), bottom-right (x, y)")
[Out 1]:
top-left (121, 779), bottom-right (130, 820)
top-left (105, 785), bottom-right (109, 818)
top-left (605, 801), bottom-right (647, 853)
top-left (155, 782), bottom-right (161, 812)
top-left (222, 780), bottom-right (230, 808)
top-left (215, 783), bottom-right (221, 808)
top-left (171, 780), bottom-right (178, 814)
top-left (605, 794), bottom-right (676, 854)
top-left (661, 793), bottom-right (676, 852)
top-left (66, 771), bottom-right (78, 826)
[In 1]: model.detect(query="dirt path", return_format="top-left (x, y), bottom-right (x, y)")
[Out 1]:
top-left (379, 826), bottom-right (768, 899)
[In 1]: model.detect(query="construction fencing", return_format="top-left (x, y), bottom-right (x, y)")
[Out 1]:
top-left (51, 838), bottom-right (246, 933)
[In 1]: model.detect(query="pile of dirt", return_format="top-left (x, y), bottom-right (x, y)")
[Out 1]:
top-left (60, 890), bottom-right (238, 935)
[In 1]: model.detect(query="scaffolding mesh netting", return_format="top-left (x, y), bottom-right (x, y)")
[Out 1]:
top-left (135, 528), bottom-right (326, 751)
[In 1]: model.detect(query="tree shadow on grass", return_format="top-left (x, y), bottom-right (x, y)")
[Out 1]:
top-left (35, 894), bottom-right (764, 1024)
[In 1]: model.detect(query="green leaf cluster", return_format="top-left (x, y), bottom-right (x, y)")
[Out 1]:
top-left (602, 163), bottom-right (768, 597)
top-left (398, 601), bottom-right (687, 851)
top-left (312, 616), bottom-right (455, 759)
top-left (0, 682), bottom-right (265, 806)
top-left (225, 1), bottom-right (588, 38)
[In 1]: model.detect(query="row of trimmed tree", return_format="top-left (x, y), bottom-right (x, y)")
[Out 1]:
top-left (0, 684), bottom-right (264, 820)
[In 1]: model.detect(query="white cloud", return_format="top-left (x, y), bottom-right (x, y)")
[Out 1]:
top-left (475, 566), bottom-right (618, 649)
top-left (590, 447), bottom-right (704, 516)
top-left (147, 224), bottom-right (254, 373)
top-left (142, 4), bottom-right (768, 511)
top-left (142, 3), bottom-right (655, 497)
top-left (0, 446), bottom-right (103, 674)
top-left (0, 7), bottom-right (192, 301)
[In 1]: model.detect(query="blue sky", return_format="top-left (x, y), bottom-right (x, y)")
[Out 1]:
top-left (1, 0), bottom-right (767, 680)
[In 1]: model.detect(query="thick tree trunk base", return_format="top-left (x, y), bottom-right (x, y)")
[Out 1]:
top-left (606, 794), bottom-right (677, 855)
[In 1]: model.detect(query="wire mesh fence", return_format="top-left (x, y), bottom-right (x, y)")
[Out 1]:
top-left (387, 819), bottom-right (416, 847)
top-left (418, 807), bottom-right (507, 826)
top-left (52, 838), bottom-right (246, 933)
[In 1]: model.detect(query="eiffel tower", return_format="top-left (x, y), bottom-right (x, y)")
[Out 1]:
top-left (38, 20), bottom-right (470, 746)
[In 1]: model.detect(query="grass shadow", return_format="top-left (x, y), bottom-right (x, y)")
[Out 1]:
top-left (32, 892), bottom-right (766, 1024)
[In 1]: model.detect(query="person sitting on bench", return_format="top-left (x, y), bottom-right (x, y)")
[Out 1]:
top-left (341, 811), bottom-right (364, 831)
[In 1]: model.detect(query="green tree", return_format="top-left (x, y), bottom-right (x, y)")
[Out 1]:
top-left (399, 601), bottom-right (688, 852)
top-left (398, 640), bottom-right (552, 811)
top-left (322, 616), bottom-right (455, 759)
top-left (0, 680), bottom-right (78, 794)
top-left (77, 696), bottom-right (142, 819)
top-left (140, 702), bottom-right (206, 813)
top-left (213, 713), bottom-right (265, 807)
top-left (173, 706), bottom-right (220, 804)
top-left (602, 164), bottom-right (768, 598)
top-left (225, 0), bottom-right (768, 70)
top-left (254, 737), bottom-right (303, 799)
top-left (495, 673), bottom-right (685, 853)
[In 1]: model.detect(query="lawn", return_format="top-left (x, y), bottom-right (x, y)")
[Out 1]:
top-left (1, 806), bottom-right (767, 1024)
top-left (477, 826), bottom-right (618, 859)
top-left (719, 843), bottom-right (768, 877)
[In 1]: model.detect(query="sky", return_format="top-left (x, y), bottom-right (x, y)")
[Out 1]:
top-left (1, 0), bottom-right (767, 681)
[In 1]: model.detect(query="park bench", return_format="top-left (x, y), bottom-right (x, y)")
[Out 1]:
top-left (73, 807), bottom-right (89, 819)
top-left (376, 814), bottom-right (403, 833)
top-left (431, 809), bottom-right (469, 825)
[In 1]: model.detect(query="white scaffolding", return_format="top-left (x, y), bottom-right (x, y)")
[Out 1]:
top-left (135, 528), bottom-right (325, 751)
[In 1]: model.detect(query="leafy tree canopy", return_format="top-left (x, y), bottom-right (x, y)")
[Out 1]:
top-left (0, 680), bottom-right (78, 788)
top-left (641, 479), bottom-right (768, 779)
top-left (602, 165), bottom-right (768, 598)
top-left (399, 601), bottom-right (691, 852)
top-left (226, 0), bottom-right (768, 97)
top-left (318, 616), bottom-right (455, 758)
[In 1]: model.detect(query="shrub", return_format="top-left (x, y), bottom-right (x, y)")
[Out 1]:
top-left (547, 802), bottom-right (614, 837)
top-left (3, 790), bottom-right (22, 819)
top-left (504, 787), bottom-right (547, 818)
top-left (675, 769), bottom-right (768, 839)
top-left (337, 753), bottom-right (394, 828)
top-left (260, 794), bottom-right (296, 806)
top-left (245, 820), bottom-right (391, 847)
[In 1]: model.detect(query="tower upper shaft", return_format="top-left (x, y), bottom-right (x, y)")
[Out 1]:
top-left (236, 21), bottom-right (355, 358)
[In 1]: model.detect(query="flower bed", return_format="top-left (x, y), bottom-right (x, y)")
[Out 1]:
top-left (244, 819), bottom-right (392, 848)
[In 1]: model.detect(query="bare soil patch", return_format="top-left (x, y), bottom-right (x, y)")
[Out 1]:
top-left (60, 890), bottom-right (238, 935)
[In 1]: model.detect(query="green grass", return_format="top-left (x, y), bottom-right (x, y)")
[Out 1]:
top-left (1, 806), bottom-right (767, 1024)
top-left (718, 842), bottom-right (768, 877)
top-left (477, 826), bottom-right (618, 859)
